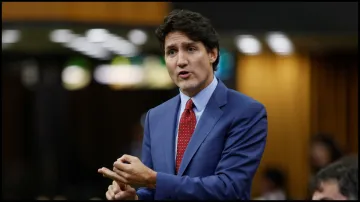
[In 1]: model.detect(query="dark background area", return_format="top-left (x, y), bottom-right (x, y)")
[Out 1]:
top-left (172, 2), bottom-right (358, 33)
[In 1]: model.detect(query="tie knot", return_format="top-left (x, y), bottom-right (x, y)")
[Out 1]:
top-left (185, 99), bottom-right (194, 110)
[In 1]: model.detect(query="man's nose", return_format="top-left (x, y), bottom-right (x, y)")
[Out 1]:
top-left (177, 52), bottom-right (188, 68)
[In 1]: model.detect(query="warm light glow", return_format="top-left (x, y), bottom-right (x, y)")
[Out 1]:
top-left (62, 65), bottom-right (91, 90)
top-left (94, 64), bottom-right (144, 86)
top-left (235, 35), bottom-right (261, 55)
top-left (266, 32), bottom-right (294, 55)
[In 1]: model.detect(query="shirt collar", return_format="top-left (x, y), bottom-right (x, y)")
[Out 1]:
top-left (179, 75), bottom-right (218, 111)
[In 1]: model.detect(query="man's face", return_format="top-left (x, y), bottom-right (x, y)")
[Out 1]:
top-left (164, 31), bottom-right (217, 97)
top-left (312, 180), bottom-right (348, 200)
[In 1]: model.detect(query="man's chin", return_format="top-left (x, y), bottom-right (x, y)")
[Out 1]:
top-left (179, 84), bottom-right (200, 95)
top-left (178, 82), bottom-right (195, 90)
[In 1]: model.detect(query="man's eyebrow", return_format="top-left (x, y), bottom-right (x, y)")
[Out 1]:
top-left (165, 44), bottom-right (176, 50)
top-left (165, 42), bottom-right (197, 50)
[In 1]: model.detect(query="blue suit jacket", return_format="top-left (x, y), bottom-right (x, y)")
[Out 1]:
top-left (137, 79), bottom-right (267, 200)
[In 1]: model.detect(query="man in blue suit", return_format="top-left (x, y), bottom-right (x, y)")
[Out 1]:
top-left (98, 9), bottom-right (268, 200)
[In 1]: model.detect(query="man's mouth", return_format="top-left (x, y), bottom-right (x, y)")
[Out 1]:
top-left (178, 71), bottom-right (191, 79)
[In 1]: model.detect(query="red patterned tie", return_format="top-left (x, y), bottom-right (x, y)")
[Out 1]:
top-left (176, 99), bottom-right (196, 173)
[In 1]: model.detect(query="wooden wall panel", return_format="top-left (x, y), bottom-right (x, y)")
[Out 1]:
top-left (310, 58), bottom-right (346, 149)
top-left (348, 63), bottom-right (358, 154)
top-left (237, 53), bottom-right (312, 199)
top-left (310, 55), bottom-right (358, 153)
top-left (2, 2), bottom-right (169, 25)
top-left (237, 52), bottom-right (358, 199)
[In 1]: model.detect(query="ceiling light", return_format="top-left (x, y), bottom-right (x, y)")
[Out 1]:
top-left (86, 29), bottom-right (109, 43)
top-left (235, 35), bottom-right (261, 55)
top-left (2, 29), bottom-right (21, 44)
top-left (266, 32), bottom-right (294, 55)
top-left (127, 29), bottom-right (148, 45)
top-left (50, 29), bottom-right (74, 43)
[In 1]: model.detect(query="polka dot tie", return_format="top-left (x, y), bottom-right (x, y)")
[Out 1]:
top-left (176, 99), bottom-right (196, 173)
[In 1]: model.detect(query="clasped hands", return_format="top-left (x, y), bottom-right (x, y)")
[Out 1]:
top-left (98, 154), bottom-right (157, 200)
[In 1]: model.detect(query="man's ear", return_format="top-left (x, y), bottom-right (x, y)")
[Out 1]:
top-left (209, 48), bottom-right (218, 64)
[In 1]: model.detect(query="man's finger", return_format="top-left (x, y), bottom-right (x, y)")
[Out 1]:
top-left (112, 179), bottom-right (127, 191)
top-left (98, 167), bottom-right (128, 184)
top-left (113, 167), bottom-right (130, 180)
top-left (116, 186), bottom-right (136, 199)
top-left (108, 185), bottom-right (113, 193)
top-left (113, 161), bottom-right (131, 172)
top-left (115, 190), bottom-right (133, 200)
top-left (119, 154), bottom-right (134, 163)
top-left (109, 189), bottom-right (115, 198)
top-left (106, 190), bottom-right (113, 200)
top-left (118, 181), bottom-right (127, 191)
top-left (119, 182), bottom-right (127, 191)
top-left (112, 180), bottom-right (124, 192)
top-left (111, 181), bottom-right (120, 193)
top-left (110, 184), bottom-right (117, 193)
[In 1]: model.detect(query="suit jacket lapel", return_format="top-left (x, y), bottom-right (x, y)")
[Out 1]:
top-left (177, 80), bottom-right (228, 176)
top-left (162, 95), bottom-right (180, 175)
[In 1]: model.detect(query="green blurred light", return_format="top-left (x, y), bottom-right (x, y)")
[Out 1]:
top-left (129, 55), bottom-right (144, 66)
top-left (66, 57), bottom-right (91, 70)
top-left (111, 56), bottom-right (130, 66)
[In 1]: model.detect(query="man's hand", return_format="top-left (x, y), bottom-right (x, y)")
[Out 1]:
top-left (106, 180), bottom-right (138, 200)
top-left (98, 170), bottom-right (138, 200)
top-left (112, 154), bottom-right (157, 189)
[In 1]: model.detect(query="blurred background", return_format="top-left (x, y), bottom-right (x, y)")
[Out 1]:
top-left (2, 2), bottom-right (358, 200)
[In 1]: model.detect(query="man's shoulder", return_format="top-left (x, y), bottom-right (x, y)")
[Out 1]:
top-left (227, 89), bottom-right (264, 107)
top-left (226, 89), bottom-right (266, 114)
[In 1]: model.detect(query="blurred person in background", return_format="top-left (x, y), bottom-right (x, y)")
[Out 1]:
top-left (310, 134), bottom-right (343, 175)
top-left (307, 133), bottom-right (344, 199)
top-left (98, 9), bottom-right (268, 200)
top-left (311, 154), bottom-right (358, 200)
top-left (254, 167), bottom-right (288, 200)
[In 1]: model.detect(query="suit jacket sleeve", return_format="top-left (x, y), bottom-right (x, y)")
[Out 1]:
top-left (155, 102), bottom-right (268, 200)
top-left (136, 110), bottom-right (155, 200)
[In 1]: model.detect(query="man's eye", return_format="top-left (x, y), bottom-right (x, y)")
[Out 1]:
top-left (188, 47), bottom-right (196, 52)
top-left (167, 50), bottom-right (176, 55)
top-left (167, 49), bottom-right (176, 55)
